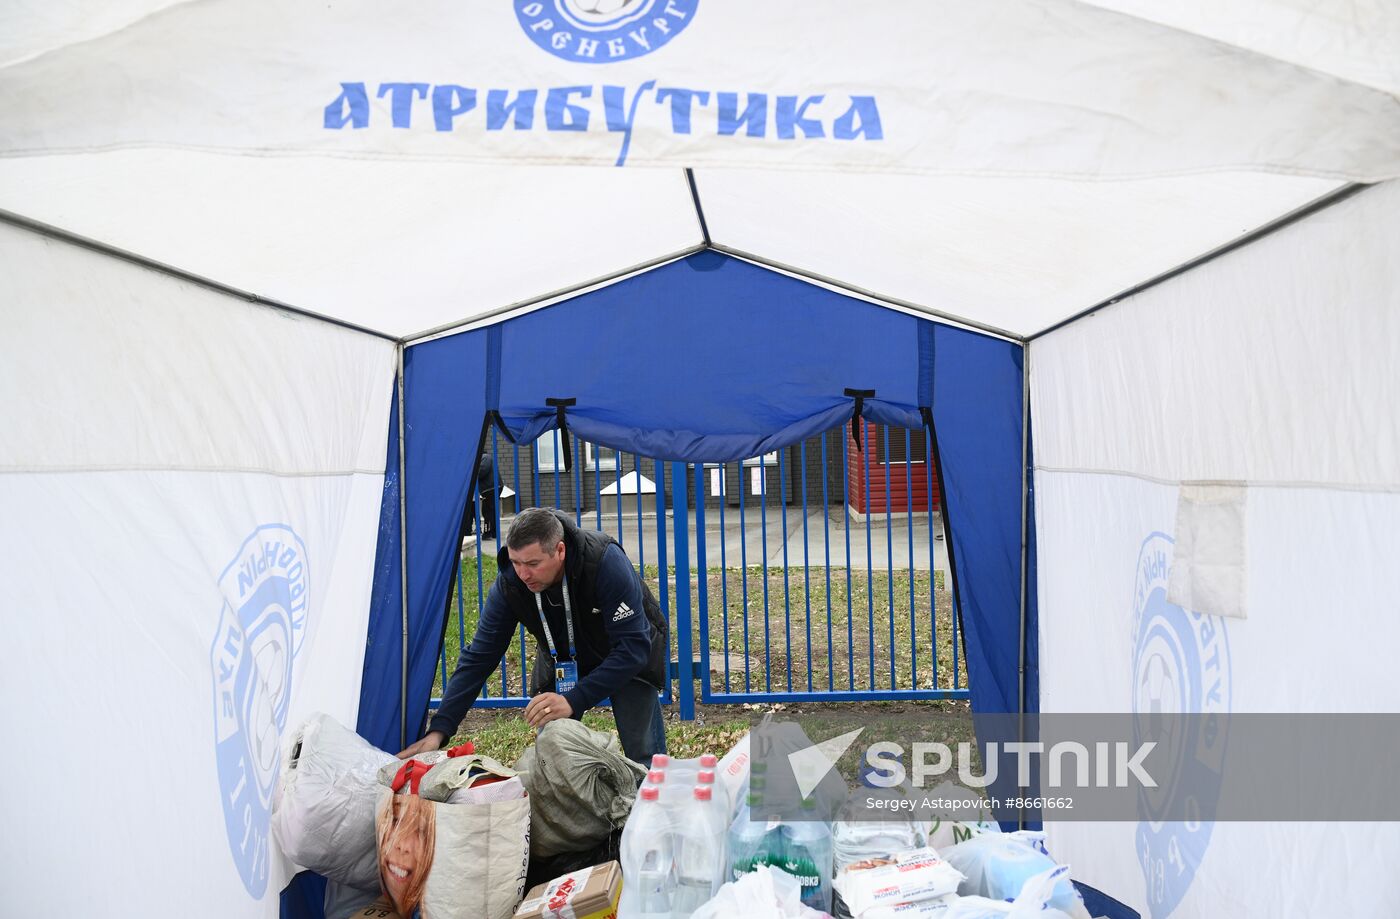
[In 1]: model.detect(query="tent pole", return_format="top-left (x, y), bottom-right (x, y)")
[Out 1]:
top-left (1026, 182), bottom-right (1369, 341)
top-left (0, 207), bottom-right (400, 342)
top-left (397, 344), bottom-right (410, 751)
top-left (708, 242), bottom-right (1022, 343)
top-left (684, 168), bottom-right (712, 247)
top-left (1017, 344), bottom-right (1030, 830)
top-left (402, 244), bottom-right (707, 344)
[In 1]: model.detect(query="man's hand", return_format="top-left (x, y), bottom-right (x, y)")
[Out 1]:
top-left (396, 730), bottom-right (446, 760)
top-left (524, 692), bottom-right (573, 728)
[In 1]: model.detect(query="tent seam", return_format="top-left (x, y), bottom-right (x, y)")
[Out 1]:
top-left (1035, 465), bottom-right (1400, 494)
top-left (0, 465), bottom-right (385, 477)
top-left (1, 143), bottom-right (1393, 185)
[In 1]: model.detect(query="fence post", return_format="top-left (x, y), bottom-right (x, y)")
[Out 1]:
top-left (671, 461), bottom-right (695, 720)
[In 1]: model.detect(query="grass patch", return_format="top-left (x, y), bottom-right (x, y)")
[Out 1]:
top-left (449, 708), bottom-right (752, 767)
top-left (434, 555), bottom-right (962, 702)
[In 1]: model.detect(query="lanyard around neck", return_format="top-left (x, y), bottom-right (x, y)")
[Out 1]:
top-left (533, 571), bottom-right (574, 662)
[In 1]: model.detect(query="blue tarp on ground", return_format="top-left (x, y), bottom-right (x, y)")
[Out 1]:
top-left (356, 250), bottom-right (1031, 761)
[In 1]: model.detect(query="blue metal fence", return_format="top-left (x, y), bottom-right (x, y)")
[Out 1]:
top-left (430, 422), bottom-right (968, 719)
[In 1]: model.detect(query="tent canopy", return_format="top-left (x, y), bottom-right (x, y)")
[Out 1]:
top-left (4, 3), bottom-right (1400, 917)
top-left (2, 1), bottom-right (1396, 341)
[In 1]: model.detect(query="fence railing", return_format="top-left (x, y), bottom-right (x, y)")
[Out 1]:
top-left (431, 422), bottom-right (968, 719)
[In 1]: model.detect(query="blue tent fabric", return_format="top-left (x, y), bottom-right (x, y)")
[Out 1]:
top-left (357, 251), bottom-right (1032, 758)
top-left (358, 333), bottom-right (489, 754)
top-left (1074, 881), bottom-right (1141, 919)
top-left (931, 323), bottom-right (1025, 714)
top-left (356, 384), bottom-right (404, 754)
top-left (492, 253), bottom-right (926, 461)
top-left (279, 872), bottom-right (327, 919)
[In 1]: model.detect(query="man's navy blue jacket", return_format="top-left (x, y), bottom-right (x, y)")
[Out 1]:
top-left (428, 511), bottom-right (668, 739)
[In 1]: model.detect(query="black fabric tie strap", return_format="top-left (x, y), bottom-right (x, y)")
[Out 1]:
top-left (845, 387), bottom-right (876, 452)
top-left (488, 410), bottom-right (516, 445)
top-left (546, 397), bottom-right (577, 472)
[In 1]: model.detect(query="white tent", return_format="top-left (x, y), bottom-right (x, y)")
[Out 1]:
top-left (3, 2), bottom-right (1399, 916)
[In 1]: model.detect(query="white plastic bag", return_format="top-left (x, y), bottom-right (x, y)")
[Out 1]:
top-left (941, 833), bottom-right (1088, 919)
top-left (270, 713), bottom-right (397, 891)
top-left (832, 848), bottom-right (964, 917)
top-left (861, 896), bottom-right (958, 918)
top-left (922, 782), bottom-right (1001, 851)
top-left (690, 865), bottom-right (830, 919)
top-left (943, 865), bottom-right (1077, 919)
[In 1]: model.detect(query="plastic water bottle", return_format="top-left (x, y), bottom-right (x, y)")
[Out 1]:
top-left (672, 784), bottom-right (727, 915)
top-left (781, 796), bottom-right (834, 913)
top-left (727, 792), bottom-right (784, 880)
top-left (621, 785), bottom-right (674, 917)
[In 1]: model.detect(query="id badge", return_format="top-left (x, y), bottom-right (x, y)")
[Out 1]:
top-left (554, 660), bottom-right (579, 695)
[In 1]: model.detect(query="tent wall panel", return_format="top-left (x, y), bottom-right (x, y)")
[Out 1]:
top-left (0, 221), bottom-right (395, 914)
top-left (359, 330), bottom-right (489, 754)
top-left (1030, 181), bottom-right (1400, 916)
top-left (374, 252), bottom-right (1030, 750)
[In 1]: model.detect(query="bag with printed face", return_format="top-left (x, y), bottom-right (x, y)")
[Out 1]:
top-left (375, 751), bottom-right (531, 919)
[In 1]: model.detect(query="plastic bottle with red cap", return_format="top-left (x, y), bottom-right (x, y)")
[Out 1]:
top-left (620, 783), bottom-right (673, 917)
top-left (673, 783), bottom-right (728, 913)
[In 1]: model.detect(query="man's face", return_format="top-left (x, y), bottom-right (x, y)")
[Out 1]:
top-left (508, 539), bottom-right (566, 593)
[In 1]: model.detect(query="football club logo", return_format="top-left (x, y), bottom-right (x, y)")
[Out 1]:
top-left (514, 0), bottom-right (700, 63)
top-left (1131, 532), bottom-right (1231, 919)
top-left (209, 525), bottom-right (309, 897)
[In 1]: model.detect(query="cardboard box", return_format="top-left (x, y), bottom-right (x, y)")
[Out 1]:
top-left (349, 897), bottom-right (405, 919)
top-left (512, 861), bottom-right (623, 919)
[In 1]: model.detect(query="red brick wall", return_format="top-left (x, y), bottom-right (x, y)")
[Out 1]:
top-left (847, 421), bottom-right (940, 515)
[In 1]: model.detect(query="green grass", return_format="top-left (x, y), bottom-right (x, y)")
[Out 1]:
top-left (448, 708), bottom-right (752, 768)
top-left (433, 555), bottom-right (961, 702)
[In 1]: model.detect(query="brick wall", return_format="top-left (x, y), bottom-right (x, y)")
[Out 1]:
top-left (846, 421), bottom-right (940, 515)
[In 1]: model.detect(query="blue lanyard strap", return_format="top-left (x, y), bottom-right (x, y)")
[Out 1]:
top-left (533, 571), bottom-right (574, 662)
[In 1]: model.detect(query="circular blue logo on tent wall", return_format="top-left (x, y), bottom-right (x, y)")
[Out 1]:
top-left (209, 525), bottom-right (308, 897)
top-left (514, 0), bottom-right (699, 63)
top-left (1131, 532), bottom-right (1231, 919)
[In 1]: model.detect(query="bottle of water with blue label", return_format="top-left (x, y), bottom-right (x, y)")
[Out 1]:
top-left (781, 796), bottom-right (834, 912)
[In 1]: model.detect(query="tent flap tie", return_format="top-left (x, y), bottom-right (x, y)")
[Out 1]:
top-left (845, 387), bottom-right (876, 451)
top-left (546, 397), bottom-right (578, 471)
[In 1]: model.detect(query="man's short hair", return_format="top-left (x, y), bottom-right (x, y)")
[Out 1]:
top-left (506, 507), bottom-right (564, 552)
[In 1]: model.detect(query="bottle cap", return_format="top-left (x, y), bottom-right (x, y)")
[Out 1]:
top-left (640, 786), bottom-right (659, 801)
top-left (651, 754), bottom-right (671, 769)
top-left (746, 791), bottom-right (764, 806)
top-left (699, 754), bottom-right (718, 768)
top-left (647, 769), bottom-right (666, 784)
top-left (749, 775), bottom-right (766, 790)
top-left (750, 762), bottom-right (768, 774)
top-left (694, 785), bottom-right (713, 801)
top-left (696, 770), bottom-right (715, 784)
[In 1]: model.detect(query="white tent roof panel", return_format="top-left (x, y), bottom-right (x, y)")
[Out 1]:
top-left (1079, 0), bottom-right (1400, 96)
top-left (700, 169), bottom-right (1342, 338)
top-left (0, 151), bottom-right (703, 338)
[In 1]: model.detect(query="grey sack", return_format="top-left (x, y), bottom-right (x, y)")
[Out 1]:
top-left (514, 719), bottom-right (647, 857)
